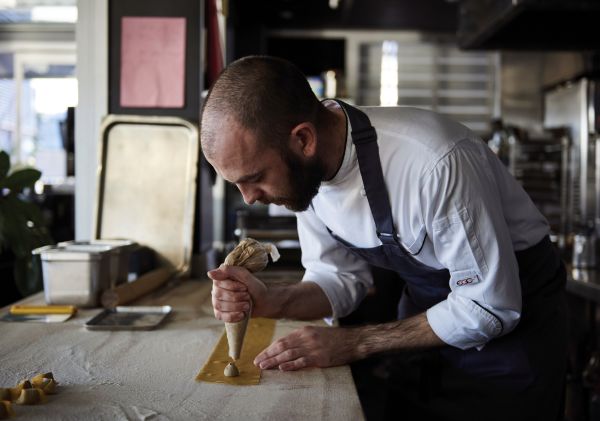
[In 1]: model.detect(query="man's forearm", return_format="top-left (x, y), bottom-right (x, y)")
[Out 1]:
top-left (253, 310), bottom-right (447, 370)
top-left (353, 313), bottom-right (445, 359)
top-left (262, 281), bottom-right (444, 356)
top-left (264, 281), bottom-right (332, 320)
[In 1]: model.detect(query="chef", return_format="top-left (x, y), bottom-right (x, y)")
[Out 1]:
top-left (202, 55), bottom-right (567, 421)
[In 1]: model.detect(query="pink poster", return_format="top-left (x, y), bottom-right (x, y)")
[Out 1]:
top-left (120, 17), bottom-right (186, 108)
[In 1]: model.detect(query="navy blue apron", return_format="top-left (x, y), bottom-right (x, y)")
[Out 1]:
top-left (327, 100), bottom-right (567, 421)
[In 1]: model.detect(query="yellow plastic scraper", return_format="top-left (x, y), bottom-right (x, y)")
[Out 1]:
top-left (0, 305), bottom-right (77, 323)
top-left (10, 305), bottom-right (77, 315)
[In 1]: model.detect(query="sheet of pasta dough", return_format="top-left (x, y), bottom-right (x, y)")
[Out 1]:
top-left (196, 318), bottom-right (276, 385)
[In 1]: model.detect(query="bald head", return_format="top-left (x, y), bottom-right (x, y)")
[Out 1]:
top-left (200, 56), bottom-right (324, 158)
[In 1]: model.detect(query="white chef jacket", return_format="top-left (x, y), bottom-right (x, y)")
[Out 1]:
top-left (297, 102), bottom-right (550, 350)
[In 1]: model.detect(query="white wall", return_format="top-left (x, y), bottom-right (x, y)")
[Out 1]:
top-left (75, 0), bottom-right (108, 240)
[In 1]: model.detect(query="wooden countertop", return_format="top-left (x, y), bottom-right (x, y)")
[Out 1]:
top-left (0, 277), bottom-right (364, 420)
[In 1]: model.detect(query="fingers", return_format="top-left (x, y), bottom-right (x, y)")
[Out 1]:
top-left (213, 299), bottom-right (250, 313)
top-left (254, 326), bottom-right (342, 371)
top-left (207, 267), bottom-right (228, 279)
top-left (212, 279), bottom-right (247, 292)
top-left (208, 265), bottom-right (269, 321)
top-left (278, 357), bottom-right (312, 371)
top-left (256, 348), bottom-right (312, 371)
top-left (211, 277), bottom-right (251, 322)
top-left (254, 333), bottom-right (318, 371)
top-left (253, 338), bottom-right (286, 367)
top-left (211, 290), bottom-right (251, 321)
top-left (207, 265), bottom-right (252, 286)
top-left (212, 286), bottom-right (249, 301)
top-left (214, 309), bottom-right (246, 323)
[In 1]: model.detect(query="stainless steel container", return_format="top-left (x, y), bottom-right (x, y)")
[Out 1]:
top-left (58, 239), bottom-right (137, 285)
top-left (33, 245), bottom-right (113, 307)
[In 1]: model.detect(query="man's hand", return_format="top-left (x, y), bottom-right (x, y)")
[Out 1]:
top-left (208, 269), bottom-right (333, 322)
top-left (253, 326), bottom-right (361, 371)
top-left (208, 265), bottom-right (270, 322)
top-left (254, 313), bottom-right (446, 371)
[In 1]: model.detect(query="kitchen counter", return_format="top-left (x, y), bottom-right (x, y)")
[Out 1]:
top-left (0, 276), bottom-right (364, 420)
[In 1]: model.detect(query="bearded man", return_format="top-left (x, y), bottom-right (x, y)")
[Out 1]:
top-left (201, 55), bottom-right (567, 421)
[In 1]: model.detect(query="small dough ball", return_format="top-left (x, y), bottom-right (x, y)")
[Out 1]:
top-left (0, 401), bottom-right (15, 419)
top-left (224, 362), bottom-right (240, 377)
top-left (16, 388), bottom-right (45, 405)
top-left (31, 373), bottom-right (57, 394)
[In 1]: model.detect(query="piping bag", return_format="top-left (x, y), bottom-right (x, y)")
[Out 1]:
top-left (221, 238), bottom-right (280, 375)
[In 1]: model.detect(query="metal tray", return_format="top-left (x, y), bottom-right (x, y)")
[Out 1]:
top-left (85, 305), bottom-right (172, 330)
top-left (94, 115), bottom-right (198, 276)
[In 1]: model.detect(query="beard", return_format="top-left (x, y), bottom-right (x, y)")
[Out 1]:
top-left (276, 148), bottom-right (326, 212)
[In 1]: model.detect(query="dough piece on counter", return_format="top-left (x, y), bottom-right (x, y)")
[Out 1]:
top-left (0, 401), bottom-right (15, 419)
top-left (0, 390), bottom-right (9, 402)
top-left (31, 373), bottom-right (57, 394)
top-left (0, 372), bottom-right (58, 417)
top-left (224, 362), bottom-right (240, 377)
top-left (15, 387), bottom-right (45, 405)
top-left (9, 381), bottom-right (30, 402)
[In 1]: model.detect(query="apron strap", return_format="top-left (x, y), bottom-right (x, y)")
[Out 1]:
top-left (334, 100), bottom-right (398, 245)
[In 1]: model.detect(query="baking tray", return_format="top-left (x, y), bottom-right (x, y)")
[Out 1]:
top-left (93, 115), bottom-right (198, 276)
top-left (85, 305), bottom-right (172, 330)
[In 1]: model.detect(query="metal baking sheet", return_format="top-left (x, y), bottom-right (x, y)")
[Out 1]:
top-left (94, 115), bottom-right (198, 275)
top-left (85, 305), bottom-right (172, 330)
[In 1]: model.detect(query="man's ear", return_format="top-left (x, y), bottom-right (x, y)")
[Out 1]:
top-left (290, 122), bottom-right (317, 158)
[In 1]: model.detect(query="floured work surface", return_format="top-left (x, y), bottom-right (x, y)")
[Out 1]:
top-left (0, 275), bottom-right (364, 420)
top-left (196, 318), bottom-right (276, 385)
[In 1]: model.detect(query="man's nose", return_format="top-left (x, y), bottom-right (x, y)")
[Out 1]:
top-left (238, 184), bottom-right (262, 205)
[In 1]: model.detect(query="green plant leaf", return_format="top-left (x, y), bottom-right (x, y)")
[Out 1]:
top-left (0, 166), bottom-right (52, 296)
top-left (0, 151), bottom-right (9, 180)
top-left (1, 195), bottom-right (52, 256)
top-left (1, 208), bottom-right (31, 258)
top-left (0, 204), bottom-right (7, 251)
top-left (0, 168), bottom-right (41, 191)
top-left (13, 255), bottom-right (43, 297)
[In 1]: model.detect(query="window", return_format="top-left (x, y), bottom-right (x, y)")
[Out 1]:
top-left (0, 50), bottom-right (76, 182)
top-left (358, 37), bottom-right (498, 135)
top-left (0, 0), bottom-right (77, 182)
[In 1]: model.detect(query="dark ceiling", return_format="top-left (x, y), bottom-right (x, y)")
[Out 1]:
top-left (230, 0), bottom-right (459, 32)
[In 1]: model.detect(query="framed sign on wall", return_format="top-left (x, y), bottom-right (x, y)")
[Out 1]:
top-left (109, 0), bottom-right (203, 122)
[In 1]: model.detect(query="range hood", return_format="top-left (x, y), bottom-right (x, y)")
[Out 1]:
top-left (457, 0), bottom-right (600, 50)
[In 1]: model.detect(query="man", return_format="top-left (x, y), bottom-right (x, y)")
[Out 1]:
top-left (201, 55), bottom-right (567, 421)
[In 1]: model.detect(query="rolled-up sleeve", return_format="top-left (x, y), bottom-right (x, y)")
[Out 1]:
top-left (296, 208), bottom-right (373, 323)
top-left (421, 141), bottom-right (522, 350)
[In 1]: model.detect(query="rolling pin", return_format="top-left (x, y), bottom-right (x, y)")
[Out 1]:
top-left (101, 267), bottom-right (174, 308)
